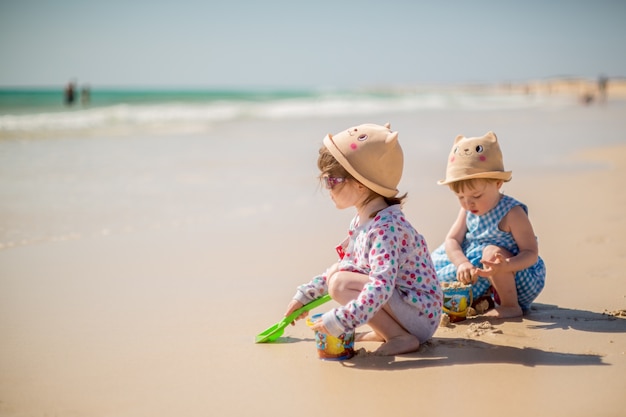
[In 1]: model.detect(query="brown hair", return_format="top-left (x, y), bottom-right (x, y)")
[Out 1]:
top-left (317, 146), bottom-right (406, 216)
top-left (317, 145), bottom-right (348, 177)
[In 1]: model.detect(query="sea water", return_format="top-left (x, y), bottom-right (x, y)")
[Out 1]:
top-left (0, 87), bottom-right (573, 137)
top-left (1, 87), bottom-right (625, 251)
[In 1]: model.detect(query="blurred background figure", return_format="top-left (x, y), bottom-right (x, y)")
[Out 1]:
top-left (81, 84), bottom-right (91, 106)
top-left (64, 80), bottom-right (76, 105)
top-left (598, 74), bottom-right (609, 104)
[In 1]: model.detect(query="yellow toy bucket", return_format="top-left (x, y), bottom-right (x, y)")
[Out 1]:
top-left (306, 314), bottom-right (355, 361)
top-left (442, 282), bottom-right (473, 322)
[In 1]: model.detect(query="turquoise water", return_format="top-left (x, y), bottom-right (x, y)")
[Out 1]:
top-left (0, 88), bottom-right (319, 114)
top-left (0, 87), bottom-right (574, 138)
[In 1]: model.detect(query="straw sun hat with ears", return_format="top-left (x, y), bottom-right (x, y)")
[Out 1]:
top-left (438, 131), bottom-right (512, 185)
top-left (323, 122), bottom-right (403, 198)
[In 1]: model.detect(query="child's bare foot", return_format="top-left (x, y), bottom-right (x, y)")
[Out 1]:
top-left (356, 331), bottom-right (384, 342)
top-left (483, 305), bottom-right (522, 318)
top-left (373, 335), bottom-right (420, 356)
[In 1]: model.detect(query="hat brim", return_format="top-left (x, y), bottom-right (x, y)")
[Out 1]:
top-left (323, 134), bottom-right (399, 198)
top-left (437, 171), bottom-right (512, 185)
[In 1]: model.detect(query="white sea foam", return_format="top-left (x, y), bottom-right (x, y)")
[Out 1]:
top-left (0, 91), bottom-right (573, 137)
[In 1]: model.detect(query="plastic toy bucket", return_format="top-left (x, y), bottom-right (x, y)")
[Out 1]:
top-left (306, 313), bottom-right (355, 361)
top-left (442, 283), bottom-right (473, 321)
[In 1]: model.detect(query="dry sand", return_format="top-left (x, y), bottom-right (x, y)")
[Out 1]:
top-left (1, 126), bottom-right (626, 415)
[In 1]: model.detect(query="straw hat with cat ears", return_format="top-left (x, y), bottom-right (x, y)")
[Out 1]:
top-left (438, 131), bottom-right (512, 185)
top-left (323, 122), bottom-right (403, 198)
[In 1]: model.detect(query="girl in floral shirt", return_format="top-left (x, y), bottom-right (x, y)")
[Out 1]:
top-left (284, 123), bottom-right (442, 356)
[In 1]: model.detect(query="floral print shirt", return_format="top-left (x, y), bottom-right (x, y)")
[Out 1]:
top-left (295, 205), bottom-right (442, 336)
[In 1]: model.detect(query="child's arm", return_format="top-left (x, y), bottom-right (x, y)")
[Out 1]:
top-left (498, 205), bottom-right (538, 270)
top-left (285, 264), bottom-right (336, 323)
top-left (444, 208), bottom-right (476, 284)
top-left (481, 206), bottom-right (539, 274)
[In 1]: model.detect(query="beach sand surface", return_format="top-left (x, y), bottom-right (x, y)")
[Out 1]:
top-left (1, 100), bottom-right (625, 417)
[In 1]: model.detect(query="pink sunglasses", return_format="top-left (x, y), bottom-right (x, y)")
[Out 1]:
top-left (322, 175), bottom-right (346, 189)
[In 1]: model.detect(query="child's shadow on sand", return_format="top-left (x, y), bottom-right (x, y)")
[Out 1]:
top-left (342, 338), bottom-right (608, 370)
top-left (342, 337), bottom-right (606, 370)
top-left (343, 303), bottom-right (625, 370)
top-left (524, 302), bottom-right (626, 333)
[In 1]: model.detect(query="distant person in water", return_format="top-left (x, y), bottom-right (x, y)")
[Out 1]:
top-left (81, 85), bottom-right (91, 106)
top-left (598, 74), bottom-right (608, 104)
top-left (64, 81), bottom-right (76, 105)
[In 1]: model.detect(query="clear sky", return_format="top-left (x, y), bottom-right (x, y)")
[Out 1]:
top-left (1, 0), bottom-right (625, 89)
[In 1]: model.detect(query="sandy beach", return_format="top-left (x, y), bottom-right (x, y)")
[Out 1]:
top-left (1, 93), bottom-right (625, 417)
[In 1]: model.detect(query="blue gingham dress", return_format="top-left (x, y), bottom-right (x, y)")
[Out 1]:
top-left (431, 194), bottom-right (545, 310)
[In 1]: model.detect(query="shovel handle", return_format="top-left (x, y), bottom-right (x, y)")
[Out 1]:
top-left (285, 294), bottom-right (332, 324)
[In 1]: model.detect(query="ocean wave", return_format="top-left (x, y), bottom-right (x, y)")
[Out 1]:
top-left (0, 92), bottom-right (571, 136)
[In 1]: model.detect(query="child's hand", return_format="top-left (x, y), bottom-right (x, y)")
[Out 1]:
top-left (310, 318), bottom-right (329, 335)
top-left (478, 252), bottom-right (508, 276)
top-left (284, 300), bottom-right (306, 325)
top-left (457, 261), bottom-right (478, 285)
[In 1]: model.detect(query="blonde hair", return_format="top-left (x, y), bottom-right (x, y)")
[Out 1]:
top-left (448, 177), bottom-right (501, 194)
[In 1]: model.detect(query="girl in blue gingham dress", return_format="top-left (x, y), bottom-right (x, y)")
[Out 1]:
top-left (431, 194), bottom-right (546, 311)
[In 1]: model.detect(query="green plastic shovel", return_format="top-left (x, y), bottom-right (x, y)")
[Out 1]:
top-left (255, 294), bottom-right (331, 343)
